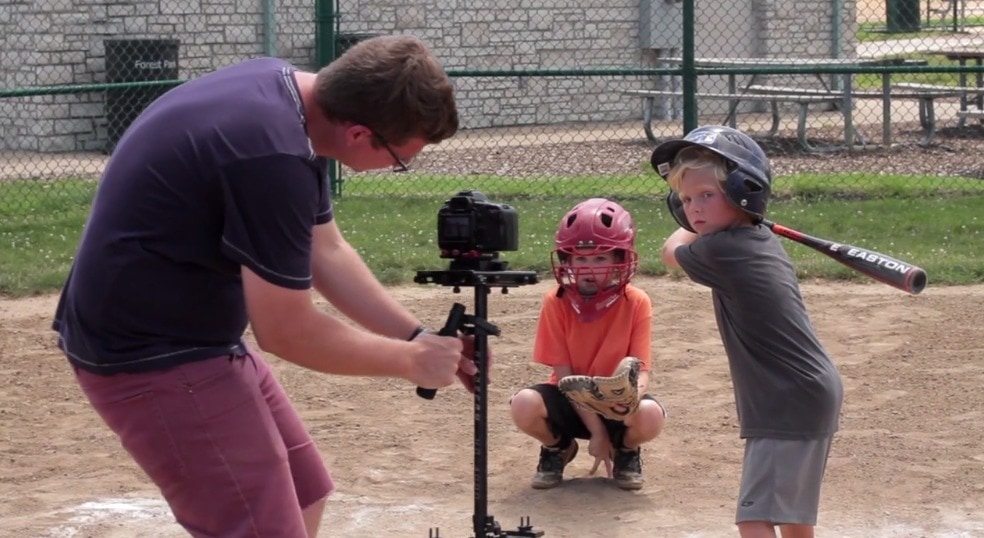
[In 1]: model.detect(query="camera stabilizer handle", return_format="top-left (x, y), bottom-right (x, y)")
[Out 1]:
top-left (414, 266), bottom-right (544, 538)
top-left (415, 303), bottom-right (469, 400)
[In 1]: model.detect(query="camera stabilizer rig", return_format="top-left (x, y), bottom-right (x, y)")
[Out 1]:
top-left (413, 191), bottom-right (545, 538)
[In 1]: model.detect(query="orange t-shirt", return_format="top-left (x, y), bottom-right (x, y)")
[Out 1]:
top-left (533, 284), bottom-right (652, 384)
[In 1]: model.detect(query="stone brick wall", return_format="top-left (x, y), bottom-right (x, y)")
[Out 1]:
top-left (0, 0), bottom-right (313, 153)
top-left (0, 0), bottom-right (854, 152)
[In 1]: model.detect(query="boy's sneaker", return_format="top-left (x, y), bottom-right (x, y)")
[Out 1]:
top-left (613, 447), bottom-right (644, 490)
top-left (531, 440), bottom-right (578, 489)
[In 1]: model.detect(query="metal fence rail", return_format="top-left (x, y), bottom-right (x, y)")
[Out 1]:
top-left (1, 0), bottom-right (983, 216)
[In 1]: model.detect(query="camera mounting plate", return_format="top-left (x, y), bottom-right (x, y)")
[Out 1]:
top-left (414, 269), bottom-right (538, 289)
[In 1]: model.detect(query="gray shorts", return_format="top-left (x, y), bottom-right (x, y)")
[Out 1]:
top-left (736, 436), bottom-right (834, 526)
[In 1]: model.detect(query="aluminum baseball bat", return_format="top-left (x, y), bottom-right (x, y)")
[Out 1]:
top-left (763, 219), bottom-right (927, 295)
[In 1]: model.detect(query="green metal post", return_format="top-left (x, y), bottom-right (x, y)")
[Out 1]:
top-left (314, 0), bottom-right (336, 67)
top-left (682, 0), bottom-right (697, 134)
top-left (262, 0), bottom-right (277, 56)
top-left (831, 0), bottom-right (843, 91)
top-left (315, 0), bottom-right (343, 197)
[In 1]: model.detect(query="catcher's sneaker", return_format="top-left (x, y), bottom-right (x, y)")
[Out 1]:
top-left (531, 440), bottom-right (578, 489)
top-left (613, 447), bottom-right (644, 490)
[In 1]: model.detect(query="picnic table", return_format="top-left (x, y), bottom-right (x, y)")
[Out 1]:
top-left (925, 0), bottom-right (968, 32)
top-left (919, 48), bottom-right (984, 126)
top-left (647, 56), bottom-right (928, 148)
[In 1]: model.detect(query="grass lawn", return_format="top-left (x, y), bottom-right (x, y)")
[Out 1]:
top-left (857, 17), bottom-right (984, 42)
top-left (2, 174), bottom-right (984, 297)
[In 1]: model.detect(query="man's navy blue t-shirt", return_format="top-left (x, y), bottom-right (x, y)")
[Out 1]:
top-left (53, 58), bottom-right (331, 375)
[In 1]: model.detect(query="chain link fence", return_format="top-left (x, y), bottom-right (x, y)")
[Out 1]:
top-left (2, 0), bottom-right (983, 218)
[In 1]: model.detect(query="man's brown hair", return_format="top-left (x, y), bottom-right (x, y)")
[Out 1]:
top-left (313, 35), bottom-right (459, 145)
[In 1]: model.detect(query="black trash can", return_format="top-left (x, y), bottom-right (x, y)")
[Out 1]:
top-left (335, 32), bottom-right (381, 58)
top-left (104, 39), bottom-right (180, 152)
top-left (886, 0), bottom-right (921, 32)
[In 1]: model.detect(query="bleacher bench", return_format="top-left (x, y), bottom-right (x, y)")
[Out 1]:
top-left (621, 89), bottom-right (841, 152)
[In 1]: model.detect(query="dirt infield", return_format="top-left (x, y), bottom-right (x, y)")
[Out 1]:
top-left (2, 277), bottom-right (983, 537)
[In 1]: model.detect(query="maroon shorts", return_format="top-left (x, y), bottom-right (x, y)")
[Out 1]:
top-left (75, 349), bottom-right (334, 537)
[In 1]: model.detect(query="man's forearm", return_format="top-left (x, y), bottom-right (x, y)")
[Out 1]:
top-left (311, 239), bottom-right (420, 339)
top-left (254, 304), bottom-right (415, 378)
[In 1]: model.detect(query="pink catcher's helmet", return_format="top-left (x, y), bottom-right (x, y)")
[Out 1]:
top-left (551, 198), bottom-right (639, 322)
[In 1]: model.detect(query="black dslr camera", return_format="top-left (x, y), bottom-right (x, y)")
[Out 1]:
top-left (437, 190), bottom-right (518, 260)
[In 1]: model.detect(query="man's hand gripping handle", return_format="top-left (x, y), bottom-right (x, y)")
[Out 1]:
top-left (415, 303), bottom-right (466, 400)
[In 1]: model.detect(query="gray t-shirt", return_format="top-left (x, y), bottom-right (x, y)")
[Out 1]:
top-left (53, 58), bottom-right (331, 375)
top-left (675, 225), bottom-right (843, 439)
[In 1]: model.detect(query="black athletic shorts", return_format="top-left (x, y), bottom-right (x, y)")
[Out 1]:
top-left (527, 383), bottom-right (665, 443)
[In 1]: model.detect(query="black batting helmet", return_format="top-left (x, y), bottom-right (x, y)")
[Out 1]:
top-left (650, 125), bottom-right (772, 229)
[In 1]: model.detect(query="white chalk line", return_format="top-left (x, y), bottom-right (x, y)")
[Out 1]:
top-left (37, 497), bottom-right (984, 537)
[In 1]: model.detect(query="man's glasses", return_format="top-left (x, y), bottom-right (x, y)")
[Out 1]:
top-left (375, 134), bottom-right (411, 173)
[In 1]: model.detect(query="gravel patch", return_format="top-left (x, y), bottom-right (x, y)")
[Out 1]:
top-left (5, 119), bottom-right (979, 183)
top-left (352, 120), bottom-right (984, 180)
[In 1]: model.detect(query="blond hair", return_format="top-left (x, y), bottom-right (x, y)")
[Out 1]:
top-left (665, 147), bottom-right (730, 192)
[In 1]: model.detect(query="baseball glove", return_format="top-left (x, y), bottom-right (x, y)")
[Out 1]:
top-left (558, 357), bottom-right (641, 422)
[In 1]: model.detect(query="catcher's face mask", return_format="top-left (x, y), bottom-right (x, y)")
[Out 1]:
top-left (552, 198), bottom-right (639, 323)
top-left (551, 247), bottom-right (638, 323)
